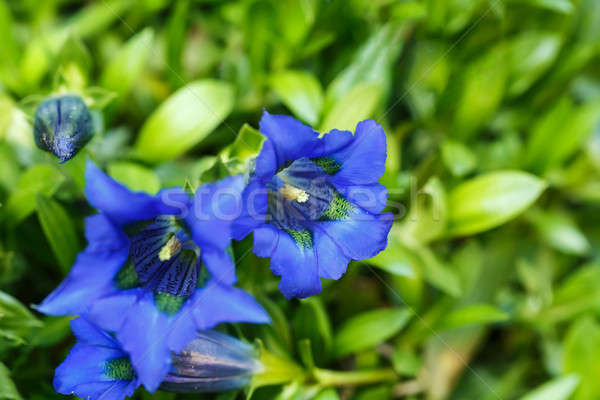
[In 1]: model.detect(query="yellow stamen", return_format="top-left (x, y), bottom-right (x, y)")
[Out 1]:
top-left (280, 184), bottom-right (309, 203)
top-left (158, 235), bottom-right (182, 261)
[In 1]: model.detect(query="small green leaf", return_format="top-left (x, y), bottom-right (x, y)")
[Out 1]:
top-left (438, 304), bottom-right (509, 331)
top-left (447, 171), bottom-right (547, 236)
top-left (0, 290), bottom-right (42, 346)
top-left (101, 28), bottom-right (154, 98)
top-left (528, 209), bottom-right (590, 255)
top-left (519, 374), bottom-right (579, 400)
top-left (564, 317), bottom-right (600, 399)
top-left (4, 164), bottom-right (65, 224)
top-left (108, 161), bottom-right (161, 194)
top-left (334, 308), bottom-right (412, 357)
top-left (36, 195), bottom-right (80, 275)
top-left (0, 362), bottom-right (22, 400)
top-left (441, 140), bottom-right (477, 177)
top-left (134, 80), bottom-right (234, 162)
top-left (270, 70), bottom-right (323, 125)
top-left (320, 82), bottom-right (382, 133)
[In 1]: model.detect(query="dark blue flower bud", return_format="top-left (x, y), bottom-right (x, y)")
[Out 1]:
top-left (161, 330), bottom-right (261, 393)
top-left (33, 95), bottom-right (93, 163)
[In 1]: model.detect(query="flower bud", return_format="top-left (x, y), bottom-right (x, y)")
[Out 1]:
top-left (33, 95), bottom-right (93, 163)
top-left (161, 330), bottom-right (262, 393)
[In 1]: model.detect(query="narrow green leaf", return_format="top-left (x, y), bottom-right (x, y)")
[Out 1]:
top-left (36, 195), bottom-right (79, 275)
top-left (270, 70), bottom-right (323, 125)
top-left (0, 290), bottom-right (42, 346)
top-left (0, 362), bottom-right (22, 400)
top-left (447, 171), bottom-right (547, 236)
top-left (101, 28), bottom-right (154, 97)
top-left (108, 162), bottom-right (161, 194)
top-left (135, 80), bottom-right (234, 162)
top-left (4, 165), bottom-right (65, 224)
top-left (519, 374), bottom-right (579, 400)
top-left (564, 317), bottom-right (600, 399)
top-left (528, 209), bottom-right (590, 255)
top-left (334, 308), bottom-right (412, 357)
top-left (320, 82), bottom-right (381, 133)
top-left (438, 304), bottom-right (509, 331)
top-left (441, 140), bottom-right (477, 177)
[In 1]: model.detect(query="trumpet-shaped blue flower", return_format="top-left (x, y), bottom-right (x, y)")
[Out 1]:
top-left (233, 111), bottom-right (393, 298)
top-left (38, 161), bottom-right (269, 392)
top-left (54, 317), bottom-right (140, 400)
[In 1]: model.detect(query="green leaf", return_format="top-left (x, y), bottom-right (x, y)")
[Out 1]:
top-left (36, 195), bottom-right (80, 275)
top-left (400, 176), bottom-right (448, 243)
top-left (108, 161), bottom-right (161, 194)
top-left (134, 80), bottom-right (234, 162)
top-left (270, 70), bottom-right (323, 125)
top-left (453, 44), bottom-right (507, 139)
top-left (0, 290), bottom-right (42, 346)
top-left (527, 98), bottom-right (600, 173)
top-left (447, 171), bottom-right (547, 236)
top-left (507, 0), bottom-right (574, 14)
top-left (507, 31), bottom-right (562, 97)
top-left (4, 165), bottom-right (65, 224)
top-left (101, 28), bottom-right (154, 98)
top-left (334, 308), bottom-right (412, 357)
top-left (441, 140), bottom-right (478, 177)
top-left (527, 209), bottom-right (590, 255)
top-left (0, 362), bottom-right (22, 400)
top-left (438, 304), bottom-right (509, 331)
top-left (519, 374), bottom-right (579, 400)
top-left (564, 317), bottom-right (600, 400)
top-left (320, 82), bottom-right (382, 133)
top-left (293, 297), bottom-right (333, 363)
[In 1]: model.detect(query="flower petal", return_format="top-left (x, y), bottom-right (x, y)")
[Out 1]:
top-left (201, 247), bottom-right (236, 285)
top-left (85, 161), bottom-right (173, 225)
top-left (328, 120), bottom-right (387, 185)
top-left (36, 246), bottom-right (128, 316)
top-left (313, 228), bottom-right (351, 280)
top-left (318, 208), bottom-right (393, 261)
top-left (191, 281), bottom-right (270, 328)
top-left (264, 229), bottom-right (321, 298)
top-left (187, 175), bottom-right (244, 251)
top-left (330, 183), bottom-right (388, 214)
top-left (231, 180), bottom-right (268, 240)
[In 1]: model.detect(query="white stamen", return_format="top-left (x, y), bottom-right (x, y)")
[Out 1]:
top-left (158, 235), bottom-right (182, 261)
top-left (280, 184), bottom-right (309, 203)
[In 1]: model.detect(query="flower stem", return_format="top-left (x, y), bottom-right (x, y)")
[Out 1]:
top-left (313, 367), bottom-right (398, 387)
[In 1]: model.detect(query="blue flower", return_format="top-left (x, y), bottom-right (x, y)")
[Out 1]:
top-left (38, 161), bottom-right (270, 392)
top-left (232, 111), bottom-right (393, 299)
top-left (33, 95), bottom-right (94, 163)
top-left (162, 330), bottom-right (260, 393)
top-left (54, 317), bottom-right (140, 400)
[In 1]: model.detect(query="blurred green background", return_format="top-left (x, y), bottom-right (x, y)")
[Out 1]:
top-left (1, 0), bottom-right (600, 399)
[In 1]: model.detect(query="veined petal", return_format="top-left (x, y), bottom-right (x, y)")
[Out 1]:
top-left (201, 247), bottom-right (236, 285)
top-left (330, 182), bottom-right (388, 214)
top-left (313, 228), bottom-right (351, 280)
top-left (328, 119), bottom-right (386, 185)
top-left (231, 180), bottom-right (269, 240)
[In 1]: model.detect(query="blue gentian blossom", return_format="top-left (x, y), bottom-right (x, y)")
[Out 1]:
top-left (38, 161), bottom-right (269, 392)
top-left (54, 317), bottom-right (140, 400)
top-left (232, 111), bottom-right (393, 298)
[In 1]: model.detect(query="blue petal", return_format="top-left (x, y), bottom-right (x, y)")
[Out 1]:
top-left (318, 208), bottom-right (393, 261)
top-left (84, 213), bottom-right (128, 253)
top-left (201, 247), bottom-right (236, 285)
top-left (187, 175), bottom-right (244, 251)
top-left (313, 227), bottom-right (351, 280)
top-left (85, 161), bottom-right (174, 225)
top-left (86, 291), bottom-right (140, 332)
top-left (231, 180), bottom-right (268, 240)
top-left (261, 229), bottom-right (321, 298)
top-left (116, 291), bottom-right (174, 392)
top-left (330, 183), bottom-right (388, 214)
top-left (191, 281), bottom-right (270, 328)
top-left (70, 317), bottom-right (119, 347)
top-left (258, 111), bottom-right (321, 172)
top-left (328, 120), bottom-right (387, 185)
top-left (36, 246), bottom-right (128, 316)
top-left (252, 225), bottom-right (279, 258)
top-left (57, 381), bottom-right (133, 400)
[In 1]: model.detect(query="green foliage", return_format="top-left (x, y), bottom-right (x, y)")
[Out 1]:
top-left (0, 0), bottom-right (600, 399)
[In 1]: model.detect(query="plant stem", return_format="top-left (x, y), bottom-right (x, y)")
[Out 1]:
top-left (313, 367), bottom-right (398, 387)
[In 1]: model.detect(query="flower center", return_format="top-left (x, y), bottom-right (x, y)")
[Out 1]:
top-left (267, 158), bottom-right (355, 249)
top-left (114, 216), bottom-right (205, 314)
